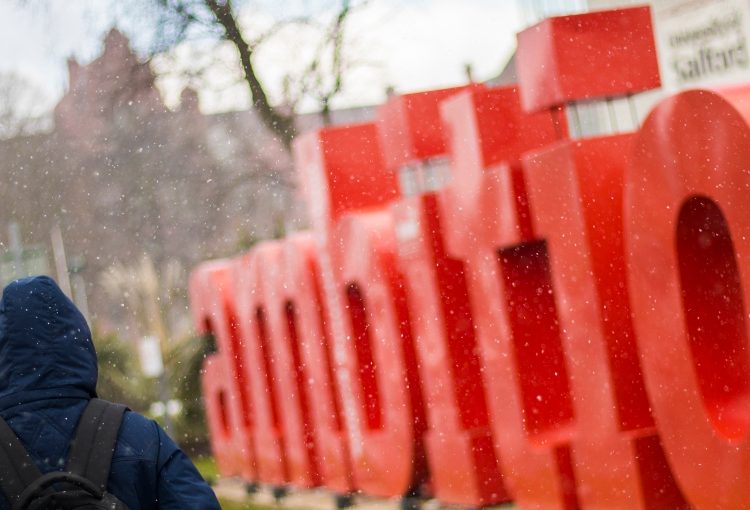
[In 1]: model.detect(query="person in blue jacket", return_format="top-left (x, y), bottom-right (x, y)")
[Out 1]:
top-left (0, 275), bottom-right (221, 509)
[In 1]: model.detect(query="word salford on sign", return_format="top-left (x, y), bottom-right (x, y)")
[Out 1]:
top-left (190, 6), bottom-right (750, 510)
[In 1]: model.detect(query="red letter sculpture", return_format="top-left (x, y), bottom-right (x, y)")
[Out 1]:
top-left (626, 86), bottom-right (750, 510)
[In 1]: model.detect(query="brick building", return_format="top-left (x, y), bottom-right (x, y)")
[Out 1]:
top-left (0, 29), bottom-right (372, 327)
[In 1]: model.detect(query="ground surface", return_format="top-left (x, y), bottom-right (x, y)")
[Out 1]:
top-left (211, 479), bottom-right (518, 510)
top-left (194, 457), bottom-right (518, 510)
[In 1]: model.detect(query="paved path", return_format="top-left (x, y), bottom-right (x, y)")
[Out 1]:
top-left (214, 479), bottom-right (518, 510)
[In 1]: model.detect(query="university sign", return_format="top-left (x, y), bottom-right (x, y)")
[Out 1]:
top-left (652, 0), bottom-right (750, 89)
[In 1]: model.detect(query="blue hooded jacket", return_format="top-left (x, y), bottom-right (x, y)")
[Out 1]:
top-left (0, 276), bottom-right (221, 509)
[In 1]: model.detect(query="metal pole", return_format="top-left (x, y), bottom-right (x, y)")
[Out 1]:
top-left (71, 273), bottom-right (91, 322)
top-left (142, 257), bottom-right (173, 434)
top-left (159, 371), bottom-right (173, 434)
top-left (628, 93), bottom-right (640, 129)
top-left (50, 223), bottom-right (73, 298)
top-left (607, 97), bottom-right (619, 134)
top-left (8, 222), bottom-right (23, 279)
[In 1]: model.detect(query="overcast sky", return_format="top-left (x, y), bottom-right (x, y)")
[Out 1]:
top-left (0, 0), bottom-right (523, 115)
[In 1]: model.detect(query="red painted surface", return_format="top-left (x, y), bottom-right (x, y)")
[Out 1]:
top-left (233, 247), bottom-right (289, 485)
top-left (523, 135), bottom-right (687, 509)
top-left (377, 86), bottom-right (471, 171)
top-left (201, 354), bottom-right (250, 478)
top-left (393, 194), bottom-right (509, 507)
top-left (516, 6), bottom-right (684, 506)
top-left (626, 86), bottom-right (750, 509)
top-left (516, 6), bottom-right (660, 112)
top-left (246, 237), bottom-right (324, 489)
top-left (329, 211), bottom-right (429, 498)
top-left (439, 86), bottom-right (563, 251)
top-left (381, 87), bottom-right (510, 507)
top-left (189, 261), bottom-right (256, 481)
top-left (293, 123), bottom-right (398, 239)
top-left (293, 121), bottom-right (426, 498)
top-left (187, 8), bottom-right (750, 509)
top-left (282, 234), bottom-right (353, 493)
top-left (438, 86), bottom-right (578, 510)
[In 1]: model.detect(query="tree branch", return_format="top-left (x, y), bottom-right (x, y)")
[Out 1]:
top-left (320, 0), bottom-right (351, 125)
top-left (204, 0), bottom-right (297, 150)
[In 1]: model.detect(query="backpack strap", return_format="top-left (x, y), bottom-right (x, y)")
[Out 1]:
top-left (66, 399), bottom-right (127, 492)
top-left (0, 416), bottom-right (44, 505)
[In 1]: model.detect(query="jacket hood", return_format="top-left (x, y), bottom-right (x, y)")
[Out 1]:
top-left (0, 275), bottom-right (97, 408)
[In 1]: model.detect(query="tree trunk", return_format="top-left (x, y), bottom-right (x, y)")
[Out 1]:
top-left (206, 0), bottom-right (297, 151)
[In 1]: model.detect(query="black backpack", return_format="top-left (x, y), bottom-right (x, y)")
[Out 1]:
top-left (0, 399), bottom-right (129, 510)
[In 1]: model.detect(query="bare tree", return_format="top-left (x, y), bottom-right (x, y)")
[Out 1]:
top-left (0, 1), bottom-right (364, 336)
top-left (144, 0), bottom-right (362, 150)
top-left (0, 72), bottom-right (50, 139)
